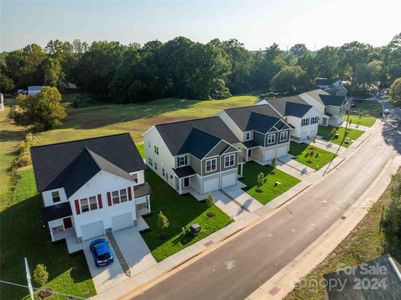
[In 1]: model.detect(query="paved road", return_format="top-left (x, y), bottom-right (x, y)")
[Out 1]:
top-left (131, 103), bottom-right (401, 300)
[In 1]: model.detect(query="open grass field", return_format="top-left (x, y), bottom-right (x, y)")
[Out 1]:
top-left (0, 95), bottom-right (256, 298)
top-left (241, 162), bottom-right (300, 205)
top-left (0, 167), bottom-right (95, 300)
top-left (289, 142), bottom-right (336, 170)
top-left (141, 170), bottom-right (232, 262)
top-left (285, 168), bottom-right (401, 300)
top-left (351, 100), bottom-right (382, 118)
top-left (347, 115), bottom-right (377, 127)
top-left (318, 126), bottom-right (365, 148)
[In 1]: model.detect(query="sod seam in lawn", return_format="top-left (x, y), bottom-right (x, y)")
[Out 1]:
top-left (289, 142), bottom-right (336, 170)
top-left (240, 162), bottom-right (300, 205)
top-left (140, 170), bottom-right (232, 262)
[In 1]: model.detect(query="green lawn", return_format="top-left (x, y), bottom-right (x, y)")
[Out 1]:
top-left (347, 115), bottom-right (376, 127)
top-left (137, 143), bottom-right (145, 158)
top-left (0, 167), bottom-right (95, 300)
top-left (141, 170), bottom-right (232, 262)
top-left (318, 126), bottom-right (365, 148)
top-left (240, 162), bottom-right (300, 205)
top-left (351, 99), bottom-right (382, 118)
top-left (289, 142), bottom-right (336, 170)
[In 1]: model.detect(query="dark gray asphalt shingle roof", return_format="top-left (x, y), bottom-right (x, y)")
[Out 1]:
top-left (268, 96), bottom-right (313, 118)
top-left (224, 104), bottom-right (285, 132)
top-left (42, 202), bottom-right (72, 222)
top-left (31, 133), bottom-right (144, 195)
top-left (324, 255), bottom-right (401, 300)
top-left (173, 166), bottom-right (196, 178)
top-left (304, 89), bottom-right (346, 107)
top-left (155, 117), bottom-right (239, 159)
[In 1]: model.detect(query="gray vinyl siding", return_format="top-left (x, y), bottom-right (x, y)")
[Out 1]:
top-left (202, 156), bottom-right (221, 176)
top-left (224, 145), bottom-right (238, 154)
top-left (264, 132), bottom-right (277, 147)
top-left (190, 155), bottom-right (202, 175)
top-left (253, 132), bottom-right (265, 147)
top-left (204, 142), bottom-right (229, 158)
top-left (277, 129), bottom-right (290, 144)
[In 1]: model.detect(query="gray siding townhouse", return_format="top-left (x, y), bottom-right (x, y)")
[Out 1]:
top-left (143, 117), bottom-right (241, 200)
top-left (217, 104), bottom-right (292, 165)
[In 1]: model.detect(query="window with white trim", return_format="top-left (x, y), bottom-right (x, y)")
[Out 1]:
top-left (279, 131), bottom-right (288, 142)
top-left (131, 173), bottom-right (138, 183)
top-left (112, 191), bottom-right (120, 205)
top-left (80, 198), bottom-right (89, 212)
top-left (52, 191), bottom-right (60, 203)
top-left (154, 145), bottom-right (159, 155)
top-left (205, 158), bottom-right (217, 173)
top-left (244, 131), bottom-right (252, 141)
top-left (266, 133), bottom-right (276, 145)
top-left (154, 162), bottom-right (158, 170)
top-left (120, 189), bottom-right (128, 202)
top-left (89, 196), bottom-right (98, 210)
top-left (148, 157), bottom-right (153, 166)
top-left (310, 117), bottom-right (319, 124)
top-left (224, 154), bottom-right (235, 168)
top-left (301, 118), bottom-right (310, 126)
top-left (177, 155), bottom-right (188, 167)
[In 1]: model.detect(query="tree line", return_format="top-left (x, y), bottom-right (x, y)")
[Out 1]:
top-left (1, 34), bottom-right (401, 101)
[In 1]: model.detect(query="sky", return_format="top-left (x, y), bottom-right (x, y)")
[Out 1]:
top-left (1, 0), bottom-right (400, 52)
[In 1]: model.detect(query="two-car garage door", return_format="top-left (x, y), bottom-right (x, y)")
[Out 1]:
top-left (203, 172), bottom-right (237, 194)
top-left (81, 213), bottom-right (133, 241)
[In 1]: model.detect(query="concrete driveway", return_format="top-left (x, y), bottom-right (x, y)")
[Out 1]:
top-left (83, 237), bottom-right (126, 293)
top-left (222, 185), bottom-right (262, 212)
top-left (211, 191), bottom-right (249, 220)
top-left (113, 227), bottom-right (157, 276)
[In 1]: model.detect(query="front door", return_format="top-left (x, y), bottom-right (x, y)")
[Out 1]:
top-left (183, 177), bottom-right (190, 187)
top-left (63, 217), bottom-right (72, 229)
top-left (247, 149), bottom-right (252, 159)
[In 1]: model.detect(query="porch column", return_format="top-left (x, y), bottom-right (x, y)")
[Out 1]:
top-left (240, 163), bottom-right (244, 177)
top-left (179, 178), bottom-right (182, 194)
top-left (146, 196), bottom-right (151, 213)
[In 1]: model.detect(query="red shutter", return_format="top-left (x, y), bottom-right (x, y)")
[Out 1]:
top-left (107, 192), bottom-right (112, 206)
top-left (128, 187), bottom-right (132, 201)
top-left (74, 200), bottom-right (80, 215)
top-left (97, 194), bottom-right (103, 209)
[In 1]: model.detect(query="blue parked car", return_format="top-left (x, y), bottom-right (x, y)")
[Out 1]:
top-left (89, 238), bottom-right (114, 267)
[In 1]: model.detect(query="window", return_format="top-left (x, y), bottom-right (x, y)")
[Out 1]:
top-left (131, 173), bottom-right (138, 183)
top-left (162, 169), bottom-right (165, 176)
top-left (170, 174), bottom-right (173, 179)
top-left (148, 157), bottom-right (153, 166)
top-left (148, 142), bottom-right (151, 148)
top-left (266, 133), bottom-right (276, 145)
top-left (52, 191), bottom-right (60, 203)
top-left (244, 131), bottom-right (251, 141)
top-left (205, 158), bottom-right (217, 173)
top-left (177, 155), bottom-right (188, 167)
top-left (310, 117), bottom-right (319, 124)
top-left (154, 145), bottom-right (159, 155)
top-left (154, 162), bottom-right (158, 170)
top-left (301, 118), bottom-right (310, 126)
top-left (120, 189), bottom-right (128, 202)
top-left (80, 198), bottom-right (89, 212)
top-left (89, 196), bottom-right (98, 210)
top-left (279, 131), bottom-right (288, 142)
top-left (112, 191), bottom-right (120, 205)
top-left (224, 154), bottom-right (235, 168)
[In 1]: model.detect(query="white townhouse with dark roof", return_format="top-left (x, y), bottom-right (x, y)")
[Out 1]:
top-left (299, 89), bottom-right (347, 127)
top-left (266, 96), bottom-right (321, 143)
top-left (143, 117), bottom-right (241, 199)
top-left (30, 133), bottom-right (151, 245)
top-left (217, 104), bottom-right (292, 165)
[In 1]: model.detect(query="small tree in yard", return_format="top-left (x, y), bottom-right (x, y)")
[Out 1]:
top-left (271, 157), bottom-right (277, 174)
top-left (330, 128), bottom-right (336, 138)
top-left (206, 194), bottom-right (215, 217)
top-left (33, 264), bottom-right (49, 287)
top-left (256, 172), bottom-right (265, 192)
top-left (157, 211), bottom-right (169, 239)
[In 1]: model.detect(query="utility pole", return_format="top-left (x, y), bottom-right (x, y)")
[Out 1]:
top-left (24, 257), bottom-right (34, 300)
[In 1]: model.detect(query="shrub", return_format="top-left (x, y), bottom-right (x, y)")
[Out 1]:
top-left (157, 211), bottom-right (169, 239)
top-left (256, 172), bottom-right (265, 192)
top-left (33, 264), bottom-right (49, 287)
top-left (206, 193), bottom-right (214, 207)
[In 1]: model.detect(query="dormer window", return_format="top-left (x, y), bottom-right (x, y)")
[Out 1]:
top-left (244, 131), bottom-right (252, 141)
top-left (177, 155), bottom-right (188, 167)
top-left (131, 173), bottom-right (138, 184)
top-left (52, 191), bottom-right (60, 203)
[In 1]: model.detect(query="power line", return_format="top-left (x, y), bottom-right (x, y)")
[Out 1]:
top-left (0, 279), bottom-right (88, 299)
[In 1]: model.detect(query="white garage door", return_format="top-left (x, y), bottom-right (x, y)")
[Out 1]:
top-left (81, 221), bottom-right (104, 241)
top-left (276, 146), bottom-right (288, 158)
top-left (203, 178), bottom-right (219, 194)
top-left (112, 213), bottom-right (132, 232)
top-left (222, 173), bottom-right (236, 189)
top-left (264, 150), bottom-right (274, 161)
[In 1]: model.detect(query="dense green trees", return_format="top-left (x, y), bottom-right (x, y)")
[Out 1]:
top-left (389, 77), bottom-right (401, 105)
top-left (14, 87), bottom-right (67, 130)
top-left (1, 33), bottom-right (401, 101)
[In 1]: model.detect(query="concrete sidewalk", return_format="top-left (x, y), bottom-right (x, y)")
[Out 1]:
top-left (246, 155), bottom-right (401, 300)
